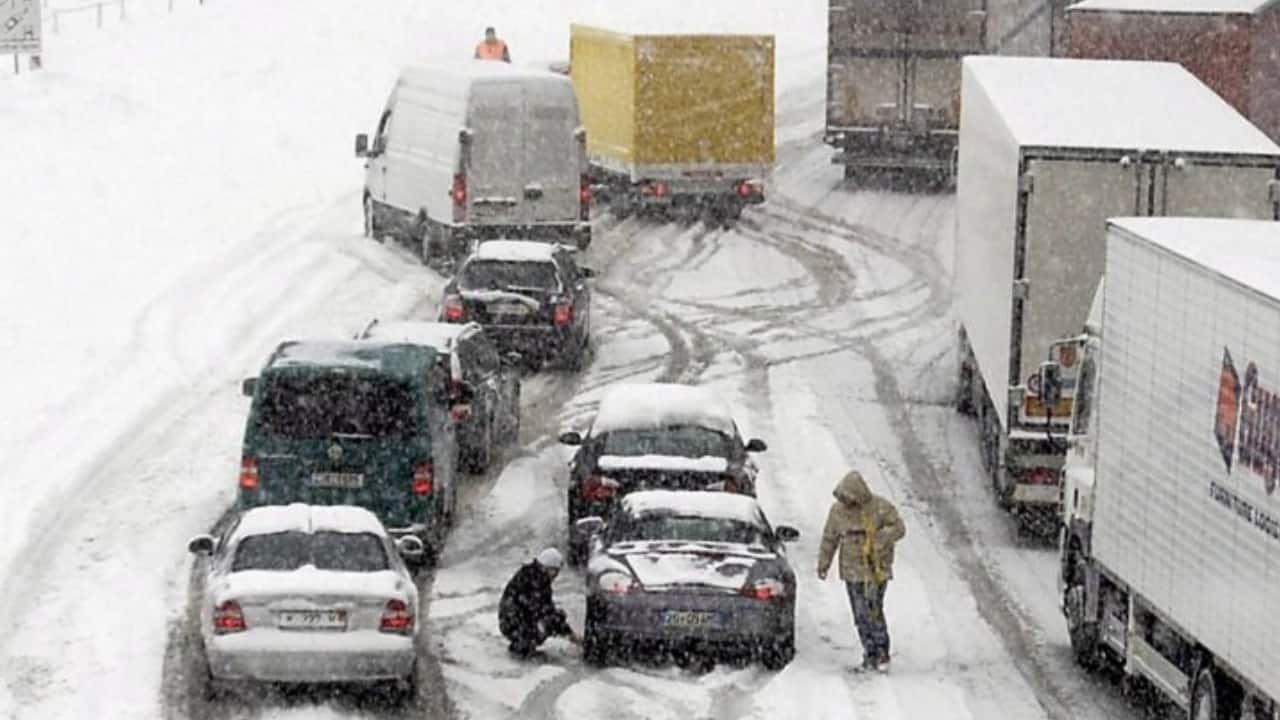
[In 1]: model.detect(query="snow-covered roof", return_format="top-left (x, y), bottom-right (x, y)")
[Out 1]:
top-left (597, 455), bottom-right (730, 473)
top-left (1068, 0), bottom-right (1279, 14)
top-left (233, 504), bottom-right (388, 539)
top-left (621, 490), bottom-right (762, 525)
top-left (361, 320), bottom-right (468, 352)
top-left (963, 57), bottom-right (1280, 155)
top-left (267, 339), bottom-right (434, 375)
top-left (1110, 218), bottom-right (1280, 302)
top-left (401, 60), bottom-right (572, 88)
top-left (591, 383), bottom-right (737, 435)
top-left (472, 240), bottom-right (561, 263)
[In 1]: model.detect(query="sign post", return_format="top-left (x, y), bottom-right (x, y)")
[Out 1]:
top-left (1, 0), bottom-right (42, 74)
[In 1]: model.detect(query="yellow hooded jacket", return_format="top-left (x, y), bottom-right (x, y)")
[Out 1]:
top-left (817, 470), bottom-right (905, 584)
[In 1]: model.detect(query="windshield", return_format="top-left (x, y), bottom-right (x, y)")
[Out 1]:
top-left (231, 531), bottom-right (389, 572)
top-left (602, 427), bottom-right (732, 458)
top-left (460, 260), bottom-right (560, 292)
top-left (255, 374), bottom-right (418, 438)
top-left (608, 514), bottom-right (766, 546)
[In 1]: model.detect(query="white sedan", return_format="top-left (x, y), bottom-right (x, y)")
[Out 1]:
top-left (187, 503), bottom-right (424, 703)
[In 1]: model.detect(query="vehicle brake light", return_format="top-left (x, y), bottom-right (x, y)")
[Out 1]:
top-left (737, 181), bottom-right (760, 198)
top-left (443, 295), bottom-right (464, 322)
top-left (554, 302), bottom-right (573, 326)
top-left (239, 457), bottom-right (259, 490)
top-left (598, 572), bottom-right (635, 595)
top-left (452, 174), bottom-right (467, 207)
top-left (743, 578), bottom-right (786, 601)
top-left (1022, 467), bottom-right (1058, 486)
top-left (451, 402), bottom-right (472, 421)
top-left (580, 174), bottom-right (592, 221)
top-left (213, 600), bottom-right (246, 634)
top-left (380, 598), bottom-right (414, 634)
top-left (583, 474), bottom-right (620, 502)
top-left (642, 181), bottom-right (669, 198)
top-left (413, 463), bottom-right (433, 495)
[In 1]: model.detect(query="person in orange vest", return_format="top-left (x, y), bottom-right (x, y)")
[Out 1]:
top-left (475, 27), bottom-right (511, 63)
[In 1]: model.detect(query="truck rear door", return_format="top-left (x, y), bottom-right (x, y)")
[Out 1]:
top-left (904, 0), bottom-right (983, 132)
top-left (1155, 157), bottom-right (1279, 220)
top-left (523, 87), bottom-right (580, 225)
top-left (826, 0), bottom-right (908, 130)
top-left (468, 83), bottom-right (526, 226)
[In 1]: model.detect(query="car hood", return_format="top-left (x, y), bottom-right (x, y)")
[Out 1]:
top-left (214, 566), bottom-right (412, 605)
top-left (608, 542), bottom-right (774, 592)
top-left (597, 454), bottom-right (729, 474)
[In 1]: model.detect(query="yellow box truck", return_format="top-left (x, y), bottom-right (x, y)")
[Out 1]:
top-left (568, 24), bottom-right (775, 223)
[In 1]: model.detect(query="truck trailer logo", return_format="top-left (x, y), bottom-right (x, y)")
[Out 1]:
top-left (1216, 346), bottom-right (1280, 495)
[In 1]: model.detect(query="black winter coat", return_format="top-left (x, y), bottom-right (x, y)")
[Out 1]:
top-left (499, 562), bottom-right (570, 636)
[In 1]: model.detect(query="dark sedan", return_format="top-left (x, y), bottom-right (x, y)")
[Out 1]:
top-left (575, 490), bottom-right (799, 670)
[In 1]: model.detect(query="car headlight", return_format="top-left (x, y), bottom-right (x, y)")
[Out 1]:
top-left (597, 570), bottom-right (637, 596)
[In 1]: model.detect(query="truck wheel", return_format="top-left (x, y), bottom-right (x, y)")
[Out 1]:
top-left (1189, 663), bottom-right (1239, 720)
top-left (417, 217), bottom-right (435, 266)
top-left (363, 196), bottom-right (381, 241)
top-left (1063, 555), bottom-right (1101, 670)
top-left (955, 360), bottom-right (975, 415)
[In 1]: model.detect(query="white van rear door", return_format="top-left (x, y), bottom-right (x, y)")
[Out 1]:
top-left (468, 83), bottom-right (525, 225)
top-left (524, 92), bottom-right (580, 224)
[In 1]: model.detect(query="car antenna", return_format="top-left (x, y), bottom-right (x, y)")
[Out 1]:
top-left (356, 318), bottom-right (379, 339)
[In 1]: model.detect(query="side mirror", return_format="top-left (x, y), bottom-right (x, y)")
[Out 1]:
top-left (188, 534), bottom-right (216, 555)
top-left (397, 535), bottom-right (426, 559)
top-left (559, 431), bottom-right (583, 446)
top-left (242, 377), bottom-right (257, 397)
top-left (574, 127), bottom-right (587, 144)
top-left (459, 128), bottom-right (473, 145)
top-left (579, 267), bottom-right (596, 278)
top-left (775, 525), bottom-right (800, 542)
top-left (574, 517), bottom-right (605, 537)
top-left (355, 133), bottom-right (369, 157)
top-left (1039, 361), bottom-right (1063, 410)
top-left (745, 438), bottom-right (768, 452)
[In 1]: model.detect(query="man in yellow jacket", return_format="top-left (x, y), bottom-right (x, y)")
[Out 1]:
top-left (817, 470), bottom-right (906, 672)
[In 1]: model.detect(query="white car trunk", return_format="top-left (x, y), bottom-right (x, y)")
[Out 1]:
top-left (217, 568), bottom-right (409, 633)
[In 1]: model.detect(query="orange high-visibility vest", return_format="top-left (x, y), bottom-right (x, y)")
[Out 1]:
top-left (475, 40), bottom-right (509, 61)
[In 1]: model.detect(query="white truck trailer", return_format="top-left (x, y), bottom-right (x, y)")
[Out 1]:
top-left (1051, 218), bottom-right (1280, 720)
top-left (954, 56), bottom-right (1280, 522)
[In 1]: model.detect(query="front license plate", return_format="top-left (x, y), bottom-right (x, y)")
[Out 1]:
top-left (491, 303), bottom-right (530, 316)
top-left (277, 610), bottom-right (347, 630)
top-left (660, 610), bottom-right (721, 628)
top-left (308, 472), bottom-right (364, 489)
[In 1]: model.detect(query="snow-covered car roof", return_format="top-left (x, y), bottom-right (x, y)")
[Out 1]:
top-left (1110, 218), bottom-right (1280, 302)
top-left (591, 383), bottom-right (737, 435)
top-left (361, 320), bottom-right (470, 352)
top-left (621, 490), bottom-right (763, 525)
top-left (1067, 0), bottom-right (1279, 14)
top-left (268, 339), bottom-right (434, 375)
top-left (597, 455), bottom-right (730, 473)
top-left (471, 240), bottom-right (563, 263)
top-left (963, 56), bottom-right (1280, 156)
top-left (233, 504), bottom-right (389, 539)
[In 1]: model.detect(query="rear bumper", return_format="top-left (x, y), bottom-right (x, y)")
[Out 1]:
top-left (207, 630), bottom-right (416, 683)
top-left (825, 127), bottom-right (957, 169)
top-left (588, 594), bottom-right (792, 648)
top-left (484, 324), bottom-right (576, 359)
top-left (458, 222), bottom-right (591, 250)
top-left (1011, 483), bottom-right (1061, 507)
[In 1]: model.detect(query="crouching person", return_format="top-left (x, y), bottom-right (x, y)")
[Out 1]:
top-left (499, 548), bottom-right (579, 658)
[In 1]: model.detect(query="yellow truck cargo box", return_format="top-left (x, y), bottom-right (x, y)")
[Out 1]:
top-left (569, 24), bottom-right (775, 177)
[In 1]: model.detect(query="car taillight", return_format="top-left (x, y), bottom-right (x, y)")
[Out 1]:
top-left (452, 174), bottom-right (467, 207)
top-left (554, 302), bottom-right (573, 326)
top-left (239, 457), bottom-right (259, 490)
top-left (580, 174), bottom-right (592, 220)
top-left (213, 600), bottom-right (246, 634)
top-left (413, 463), bottom-right (433, 495)
top-left (641, 181), bottom-right (669, 198)
top-left (598, 571), bottom-right (636, 595)
top-left (582, 474), bottom-right (620, 502)
top-left (380, 598), bottom-right (414, 634)
top-left (1022, 467), bottom-right (1058, 486)
top-left (443, 295), bottom-right (464, 322)
top-left (743, 578), bottom-right (786, 601)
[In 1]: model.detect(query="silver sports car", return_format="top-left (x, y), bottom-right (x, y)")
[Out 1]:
top-left (187, 503), bottom-right (424, 702)
top-left (576, 490), bottom-right (800, 669)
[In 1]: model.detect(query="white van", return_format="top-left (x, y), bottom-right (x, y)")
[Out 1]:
top-left (355, 61), bottom-right (591, 263)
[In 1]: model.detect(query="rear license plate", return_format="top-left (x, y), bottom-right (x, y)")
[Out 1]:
top-left (660, 610), bottom-right (721, 628)
top-left (491, 303), bottom-right (530, 316)
top-left (308, 472), bottom-right (364, 489)
top-left (277, 610), bottom-right (347, 630)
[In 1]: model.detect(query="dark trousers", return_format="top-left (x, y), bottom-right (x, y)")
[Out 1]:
top-left (845, 580), bottom-right (890, 662)
top-left (500, 609), bottom-right (565, 657)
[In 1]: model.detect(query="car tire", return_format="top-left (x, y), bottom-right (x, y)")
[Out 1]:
top-left (381, 666), bottom-right (417, 708)
top-left (583, 618), bottom-right (609, 667)
top-left (363, 195), bottom-right (380, 241)
top-left (761, 631), bottom-right (796, 671)
top-left (462, 415), bottom-right (494, 474)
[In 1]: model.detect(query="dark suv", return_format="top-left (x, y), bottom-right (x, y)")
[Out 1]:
top-left (440, 240), bottom-right (593, 370)
top-left (358, 319), bottom-right (522, 474)
top-left (557, 382), bottom-right (768, 564)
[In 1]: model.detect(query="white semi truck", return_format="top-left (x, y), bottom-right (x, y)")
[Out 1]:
top-left (954, 56), bottom-right (1280, 523)
top-left (1047, 217), bottom-right (1279, 720)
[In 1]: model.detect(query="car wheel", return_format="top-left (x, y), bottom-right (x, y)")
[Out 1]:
top-left (363, 196), bottom-right (380, 241)
top-left (381, 666), bottom-right (417, 707)
top-left (419, 222), bottom-right (436, 267)
top-left (583, 618), bottom-right (609, 667)
top-left (761, 631), bottom-right (795, 670)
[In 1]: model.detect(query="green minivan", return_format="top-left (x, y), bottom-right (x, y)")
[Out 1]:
top-left (237, 340), bottom-right (468, 558)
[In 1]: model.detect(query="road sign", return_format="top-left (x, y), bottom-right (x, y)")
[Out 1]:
top-left (0, 0), bottom-right (41, 54)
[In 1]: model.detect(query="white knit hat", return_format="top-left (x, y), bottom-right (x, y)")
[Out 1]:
top-left (536, 547), bottom-right (563, 569)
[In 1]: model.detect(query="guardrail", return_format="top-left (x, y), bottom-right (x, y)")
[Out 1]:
top-left (40, 0), bottom-right (205, 34)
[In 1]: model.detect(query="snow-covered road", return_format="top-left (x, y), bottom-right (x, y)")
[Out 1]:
top-left (1, 1), bottom-right (1161, 719)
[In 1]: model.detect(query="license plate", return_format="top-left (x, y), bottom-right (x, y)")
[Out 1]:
top-left (277, 610), bottom-right (347, 630)
top-left (308, 472), bottom-right (364, 489)
top-left (660, 610), bottom-right (721, 628)
top-left (491, 303), bottom-right (530, 316)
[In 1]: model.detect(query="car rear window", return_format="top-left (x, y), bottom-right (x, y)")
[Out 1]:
top-left (609, 514), bottom-right (764, 546)
top-left (232, 531), bottom-right (389, 572)
top-left (255, 374), bottom-right (418, 438)
top-left (460, 260), bottom-right (559, 292)
top-left (601, 427), bottom-right (732, 458)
